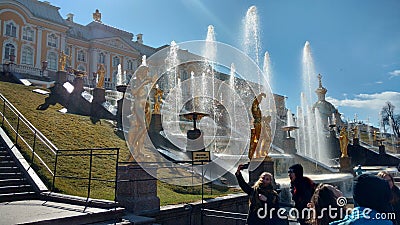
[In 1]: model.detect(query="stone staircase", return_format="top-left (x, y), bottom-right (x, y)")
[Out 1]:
top-left (0, 146), bottom-right (36, 202)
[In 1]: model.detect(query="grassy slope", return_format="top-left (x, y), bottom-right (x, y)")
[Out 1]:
top-left (0, 81), bottom-right (238, 205)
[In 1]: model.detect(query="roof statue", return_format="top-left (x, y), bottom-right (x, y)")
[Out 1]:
top-left (93, 9), bottom-right (102, 23)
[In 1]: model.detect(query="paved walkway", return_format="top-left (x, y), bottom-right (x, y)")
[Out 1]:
top-left (0, 199), bottom-right (123, 225)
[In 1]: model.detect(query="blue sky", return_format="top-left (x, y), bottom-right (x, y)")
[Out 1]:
top-left (50, 0), bottom-right (400, 128)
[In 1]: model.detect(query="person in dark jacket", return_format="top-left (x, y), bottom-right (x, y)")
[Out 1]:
top-left (329, 174), bottom-right (394, 225)
top-left (288, 163), bottom-right (315, 225)
top-left (236, 164), bottom-right (280, 225)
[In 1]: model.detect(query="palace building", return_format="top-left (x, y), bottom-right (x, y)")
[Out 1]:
top-left (0, 0), bottom-right (161, 89)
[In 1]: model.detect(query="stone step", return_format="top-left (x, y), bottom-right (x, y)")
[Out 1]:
top-left (0, 160), bottom-right (17, 167)
top-left (0, 178), bottom-right (28, 186)
top-left (0, 172), bottom-right (24, 179)
top-left (0, 155), bottom-right (12, 161)
top-left (0, 184), bottom-right (33, 194)
top-left (0, 191), bottom-right (37, 202)
top-left (0, 150), bottom-right (9, 156)
top-left (0, 166), bottom-right (20, 173)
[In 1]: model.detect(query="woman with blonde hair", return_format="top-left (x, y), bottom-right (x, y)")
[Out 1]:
top-left (235, 164), bottom-right (281, 225)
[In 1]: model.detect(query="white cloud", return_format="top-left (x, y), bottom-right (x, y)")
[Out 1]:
top-left (326, 91), bottom-right (400, 111)
top-left (389, 70), bottom-right (400, 79)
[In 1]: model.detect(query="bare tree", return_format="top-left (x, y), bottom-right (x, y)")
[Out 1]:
top-left (381, 101), bottom-right (400, 138)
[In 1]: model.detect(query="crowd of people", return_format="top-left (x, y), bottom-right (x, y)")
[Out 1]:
top-left (236, 163), bottom-right (400, 225)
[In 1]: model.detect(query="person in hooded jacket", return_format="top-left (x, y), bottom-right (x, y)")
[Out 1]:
top-left (288, 164), bottom-right (316, 225)
top-left (329, 174), bottom-right (394, 225)
top-left (235, 164), bottom-right (280, 225)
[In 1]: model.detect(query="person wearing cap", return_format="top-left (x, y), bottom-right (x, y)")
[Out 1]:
top-left (329, 174), bottom-right (394, 225)
top-left (288, 164), bottom-right (315, 225)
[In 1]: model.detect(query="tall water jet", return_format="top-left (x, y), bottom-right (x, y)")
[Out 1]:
top-left (302, 41), bottom-right (317, 105)
top-left (243, 6), bottom-right (261, 66)
top-left (164, 41), bottom-right (181, 134)
top-left (263, 51), bottom-right (272, 89)
top-left (243, 6), bottom-right (262, 92)
top-left (205, 25), bottom-right (216, 61)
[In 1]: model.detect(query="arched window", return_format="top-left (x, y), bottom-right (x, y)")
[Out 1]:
top-left (112, 56), bottom-right (120, 67)
top-left (78, 50), bottom-right (85, 62)
top-left (5, 22), bottom-right (17, 37)
top-left (4, 43), bottom-right (15, 60)
top-left (22, 27), bottom-right (34, 41)
top-left (98, 52), bottom-right (105, 64)
top-left (21, 47), bottom-right (33, 65)
top-left (47, 34), bottom-right (57, 47)
top-left (48, 52), bottom-right (57, 70)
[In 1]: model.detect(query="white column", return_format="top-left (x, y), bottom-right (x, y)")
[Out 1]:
top-left (35, 26), bottom-right (43, 68)
top-left (71, 46), bottom-right (76, 69)
top-left (60, 33), bottom-right (66, 52)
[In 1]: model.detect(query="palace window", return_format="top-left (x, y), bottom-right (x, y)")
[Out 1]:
top-left (77, 65), bottom-right (86, 71)
top-left (22, 27), bottom-right (34, 41)
top-left (77, 50), bottom-right (85, 62)
top-left (5, 22), bottom-right (17, 37)
top-left (98, 52), bottom-right (105, 64)
top-left (48, 52), bottom-right (57, 70)
top-left (4, 43), bottom-right (15, 60)
top-left (64, 46), bottom-right (70, 56)
top-left (127, 60), bottom-right (133, 70)
top-left (112, 56), bottom-right (120, 67)
top-left (21, 47), bottom-right (33, 65)
top-left (47, 34), bottom-right (58, 48)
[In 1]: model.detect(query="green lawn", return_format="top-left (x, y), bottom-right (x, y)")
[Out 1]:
top-left (0, 81), bottom-right (239, 205)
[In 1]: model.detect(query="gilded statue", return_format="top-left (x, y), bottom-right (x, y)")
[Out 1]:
top-left (96, 64), bottom-right (106, 88)
top-left (127, 66), bottom-right (155, 161)
top-left (248, 93), bottom-right (266, 160)
top-left (352, 126), bottom-right (359, 139)
top-left (153, 88), bottom-right (163, 114)
top-left (339, 127), bottom-right (349, 158)
top-left (58, 51), bottom-right (70, 71)
top-left (256, 115), bottom-right (272, 158)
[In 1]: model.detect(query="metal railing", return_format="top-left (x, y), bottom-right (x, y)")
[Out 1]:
top-left (0, 92), bottom-right (57, 178)
top-left (52, 147), bottom-right (119, 206)
top-left (0, 92), bottom-right (120, 203)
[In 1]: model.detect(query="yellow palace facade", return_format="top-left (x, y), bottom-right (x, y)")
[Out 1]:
top-left (0, 0), bottom-right (159, 89)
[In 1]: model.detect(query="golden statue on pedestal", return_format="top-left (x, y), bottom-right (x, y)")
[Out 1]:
top-left (58, 51), bottom-right (70, 71)
top-left (96, 64), bottom-right (106, 88)
top-left (339, 127), bottom-right (349, 158)
top-left (126, 66), bottom-right (155, 161)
